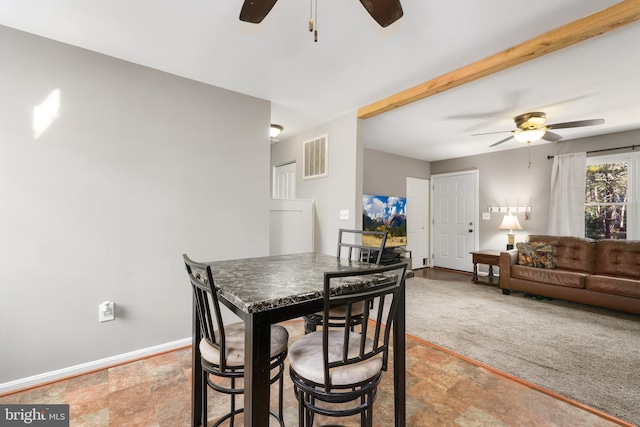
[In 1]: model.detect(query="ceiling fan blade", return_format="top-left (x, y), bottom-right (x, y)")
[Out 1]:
top-left (546, 118), bottom-right (604, 130)
top-left (359, 0), bottom-right (403, 27)
top-left (239, 0), bottom-right (278, 24)
top-left (490, 136), bottom-right (514, 147)
top-left (541, 131), bottom-right (563, 142)
top-left (472, 130), bottom-right (512, 136)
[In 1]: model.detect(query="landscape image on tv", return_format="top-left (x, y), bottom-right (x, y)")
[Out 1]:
top-left (362, 194), bottom-right (407, 247)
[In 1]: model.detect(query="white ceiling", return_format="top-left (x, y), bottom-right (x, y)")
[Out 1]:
top-left (1, 0), bottom-right (638, 161)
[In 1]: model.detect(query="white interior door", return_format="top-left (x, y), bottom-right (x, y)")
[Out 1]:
top-left (406, 177), bottom-right (429, 269)
top-left (431, 170), bottom-right (478, 272)
top-left (273, 162), bottom-right (296, 199)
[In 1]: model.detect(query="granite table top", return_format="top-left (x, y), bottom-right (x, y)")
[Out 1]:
top-left (209, 252), bottom-right (400, 314)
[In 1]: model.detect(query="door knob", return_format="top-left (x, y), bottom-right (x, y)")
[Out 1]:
top-left (469, 229), bottom-right (473, 233)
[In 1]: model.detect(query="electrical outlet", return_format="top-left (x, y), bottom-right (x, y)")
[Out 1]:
top-left (339, 210), bottom-right (349, 220)
top-left (99, 301), bottom-right (115, 322)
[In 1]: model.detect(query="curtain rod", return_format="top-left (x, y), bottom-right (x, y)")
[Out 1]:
top-left (547, 144), bottom-right (639, 159)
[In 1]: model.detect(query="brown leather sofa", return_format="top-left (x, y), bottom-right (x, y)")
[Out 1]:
top-left (499, 234), bottom-right (640, 315)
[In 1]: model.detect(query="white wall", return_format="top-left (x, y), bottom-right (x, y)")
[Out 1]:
top-left (0, 26), bottom-right (271, 383)
top-left (271, 113), bottom-right (361, 255)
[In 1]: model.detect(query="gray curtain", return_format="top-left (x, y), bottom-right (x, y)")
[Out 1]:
top-left (548, 152), bottom-right (587, 236)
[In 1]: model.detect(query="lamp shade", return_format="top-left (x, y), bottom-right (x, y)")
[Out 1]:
top-left (498, 213), bottom-right (523, 231)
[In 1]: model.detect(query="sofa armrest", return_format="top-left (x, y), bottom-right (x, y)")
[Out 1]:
top-left (499, 250), bottom-right (518, 289)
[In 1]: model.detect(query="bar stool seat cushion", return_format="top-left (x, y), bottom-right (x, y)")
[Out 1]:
top-left (200, 322), bottom-right (289, 368)
top-left (316, 300), bottom-right (365, 317)
top-left (289, 329), bottom-right (382, 386)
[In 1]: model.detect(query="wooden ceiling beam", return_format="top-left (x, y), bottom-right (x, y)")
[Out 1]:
top-left (358, 0), bottom-right (640, 119)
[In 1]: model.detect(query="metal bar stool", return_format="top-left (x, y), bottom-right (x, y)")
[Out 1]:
top-left (183, 254), bottom-right (289, 426)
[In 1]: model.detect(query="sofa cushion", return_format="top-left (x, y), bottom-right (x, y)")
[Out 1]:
top-left (516, 242), bottom-right (555, 269)
top-left (586, 275), bottom-right (640, 299)
top-left (594, 240), bottom-right (640, 279)
top-left (511, 265), bottom-right (587, 289)
top-left (526, 235), bottom-right (597, 274)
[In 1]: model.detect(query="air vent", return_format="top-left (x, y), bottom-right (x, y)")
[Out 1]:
top-left (303, 135), bottom-right (328, 179)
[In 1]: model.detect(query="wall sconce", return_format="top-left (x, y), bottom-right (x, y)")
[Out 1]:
top-left (498, 213), bottom-right (522, 250)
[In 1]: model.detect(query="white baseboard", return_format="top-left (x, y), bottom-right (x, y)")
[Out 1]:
top-left (0, 337), bottom-right (192, 395)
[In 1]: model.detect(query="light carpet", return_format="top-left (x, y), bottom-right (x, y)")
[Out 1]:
top-left (401, 276), bottom-right (640, 426)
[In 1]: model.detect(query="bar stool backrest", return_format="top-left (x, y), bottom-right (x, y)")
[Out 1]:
top-left (183, 254), bottom-right (230, 372)
top-left (320, 262), bottom-right (407, 391)
top-left (337, 228), bottom-right (388, 264)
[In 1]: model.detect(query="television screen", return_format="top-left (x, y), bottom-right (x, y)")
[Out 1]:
top-left (362, 194), bottom-right (407, 247)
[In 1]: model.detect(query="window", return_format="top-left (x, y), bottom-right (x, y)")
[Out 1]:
top-left (585, 152), bottom-right (638, 240)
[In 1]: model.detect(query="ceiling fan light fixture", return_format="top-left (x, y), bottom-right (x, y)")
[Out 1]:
top-left (515, 112), bottom-right (546, 129)
top-left (477, 111), bottom-right (605, 148)
top-left (270, 124), bottom-right (283, 139)
top-left (527, 116), bottom-right (546, 127)
top-left (514, 128), bottom-right (546, 143)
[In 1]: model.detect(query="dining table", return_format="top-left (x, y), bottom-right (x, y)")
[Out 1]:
top-left (190, 252), bottom-right (407, 427)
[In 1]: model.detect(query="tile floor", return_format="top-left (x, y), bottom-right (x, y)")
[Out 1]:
top-left (0, 269), bottom-right (630, 427)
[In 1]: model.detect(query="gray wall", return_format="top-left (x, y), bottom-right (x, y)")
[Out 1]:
top-left (0, 26), bottom-right (271, 383)
top-left (270, 129), bottom-right (431, 256)
top-left (271, 113), bottom-right (361, 255)
top-left (431, 129), bottom-right (640, 251)
top-left (363, 148), bottom-right (431, 197)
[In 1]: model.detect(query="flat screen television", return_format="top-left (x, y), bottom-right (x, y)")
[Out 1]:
top-left (362, 194), bottom-right (407, 248)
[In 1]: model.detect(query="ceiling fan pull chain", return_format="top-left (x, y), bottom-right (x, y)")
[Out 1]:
top-left (307, 0), bottom-right (319, 41)
top-left (314, 0), bottom-right (318, 42)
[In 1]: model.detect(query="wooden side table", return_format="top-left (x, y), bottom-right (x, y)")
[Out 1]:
top-left (470, 250), bottom-right (501, 285)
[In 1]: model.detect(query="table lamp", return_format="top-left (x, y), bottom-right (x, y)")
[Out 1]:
top-left (498, 213), bottom-right (522, 250)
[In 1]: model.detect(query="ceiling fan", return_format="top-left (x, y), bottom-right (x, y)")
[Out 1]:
top-left (473, 112), bottom-right (605, 147)
top-left (239, 0), bottom-right (403, 28)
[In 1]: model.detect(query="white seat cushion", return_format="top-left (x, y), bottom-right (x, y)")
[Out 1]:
top-left (288, 329), bottom-right (383, 386)
top-left (199, 322), bottom-right (289, 368)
